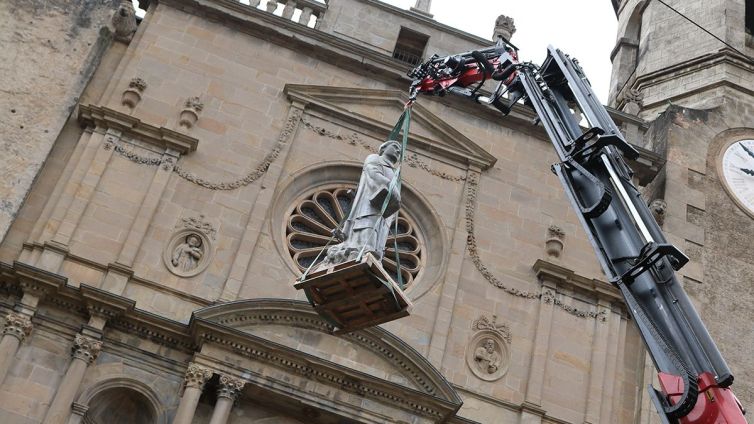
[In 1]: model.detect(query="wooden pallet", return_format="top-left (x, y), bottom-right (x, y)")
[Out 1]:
top-left (294, 253), bottom-right (412, 334)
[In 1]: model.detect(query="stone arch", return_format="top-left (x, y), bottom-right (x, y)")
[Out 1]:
top-left (610, 0), bottom-right (648, 104)
top-left (269, 160), bottom-right (449, 301)
top-left (75, 375), bottom-right (168, 424)
top-left (193, 299), bottom-right (461, 403)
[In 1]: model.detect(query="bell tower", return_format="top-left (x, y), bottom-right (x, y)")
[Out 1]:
top-left (609, 0), bottom-right (754, 116)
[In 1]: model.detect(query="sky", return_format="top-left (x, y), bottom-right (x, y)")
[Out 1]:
top-left (381, 0), bottom-right (618, 102)
top-left (132, 0), bottom-right (618, 102)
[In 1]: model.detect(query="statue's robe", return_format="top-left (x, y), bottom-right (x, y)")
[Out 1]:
top-left (324, 153), bottom-right (399, 266)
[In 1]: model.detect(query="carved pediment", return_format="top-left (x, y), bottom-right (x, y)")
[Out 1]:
top-left (284, 84), bottom-right (497, 170)
top-left (191, 299), bottom-right (462, 422)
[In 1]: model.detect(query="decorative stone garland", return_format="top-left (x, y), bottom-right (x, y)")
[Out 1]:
top-left (465, 172), bottom-right (606, 321)
top-left (105, 114), bottom-right (605, 320)
top-left (104, 109), bottom-right (301, 190)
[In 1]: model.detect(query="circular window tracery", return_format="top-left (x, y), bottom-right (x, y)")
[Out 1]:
top-left (286, 186), bottom-right (423, 286)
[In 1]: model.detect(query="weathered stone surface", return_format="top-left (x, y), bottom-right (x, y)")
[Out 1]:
top-left (0, 0), bottom-right (118, 243)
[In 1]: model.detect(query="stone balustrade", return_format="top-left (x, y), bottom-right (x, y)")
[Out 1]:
top-left (243, 0), bottom-right (327, 28)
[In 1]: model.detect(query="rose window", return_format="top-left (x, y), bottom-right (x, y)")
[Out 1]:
top-left (286, 186), bottom-right (423, 286)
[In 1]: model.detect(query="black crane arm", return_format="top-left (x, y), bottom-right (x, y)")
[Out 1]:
top-left (408, 42), bottom-right (747, 424)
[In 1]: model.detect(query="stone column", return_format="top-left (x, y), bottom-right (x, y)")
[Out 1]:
top-left (0, 312), bottom-right (33, 384)
top-left (171, 363), bottom-right (213, 424)
top-left (207, 375), bottom-right (245, 424)
top-left (42, 334), bottom-right (102, 424)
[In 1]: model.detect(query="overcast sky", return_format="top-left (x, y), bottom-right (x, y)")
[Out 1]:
top-left (382, 0), bottom-right (618, 103)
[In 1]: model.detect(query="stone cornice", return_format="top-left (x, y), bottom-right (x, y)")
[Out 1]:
top-left (627, 143), bottom-right (665, 186)
top-left (80, 284), bottom-right (136, 321)
top-left (532, 259), bottom-right (624, 307)
top-left (6, 261), bottom-right (197, 353)
top-left (78, 104), bottom-right (199, 154)
top-left (635, 49), bottom-right (754, 97)
top-left (13, 260), bottom-right (67, 298)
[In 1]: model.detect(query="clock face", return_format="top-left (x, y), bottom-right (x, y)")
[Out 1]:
top-left (721, 139), bottom-right (754, 216)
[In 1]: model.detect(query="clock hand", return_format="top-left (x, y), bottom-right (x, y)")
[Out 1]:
top-left (739, 142), bottom-right (754, 160)
top-left (741, 167), bottom-right (754, 176)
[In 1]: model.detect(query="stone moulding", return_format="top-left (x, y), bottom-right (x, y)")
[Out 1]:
top-left (192, 299), bottom-right (461, 402)
top-left (191, 300), bottom-right (463, 421)
top-left (533, 258), bottom-right (624, 321)
top-left (78, 104), bottom-right (199, 155)
top-left (283, 84), bottom-right (497, 170)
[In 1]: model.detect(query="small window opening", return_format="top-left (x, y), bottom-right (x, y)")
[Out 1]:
top-left (746, 0), bottom-right (754, 35)
top-left (392, 28), bottom-right (429, 66)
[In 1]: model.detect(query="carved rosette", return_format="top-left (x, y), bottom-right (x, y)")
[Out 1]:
top-left (122, 77), bottom-right (147, 108)
top-left (217, 375), bottom-right (246, 400)
top-left (179, 97), bottom-right (204, 129)
top-left (466, 315), bottom-right (511, 381)
top-left (72, 334), bottom-right (102, 364)
top-left (183, 363), bottom-right (213, 390)
top-left (285, 186), bottom-right (423, 286)
top-left (3, 313), bottom-right (32, 341)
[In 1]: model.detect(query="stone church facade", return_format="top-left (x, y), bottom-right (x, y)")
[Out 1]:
top-left (0, 0), bottom-right (752, 423)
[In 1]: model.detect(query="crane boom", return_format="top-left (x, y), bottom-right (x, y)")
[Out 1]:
top-left (408, 41), bottom-right (747, 424)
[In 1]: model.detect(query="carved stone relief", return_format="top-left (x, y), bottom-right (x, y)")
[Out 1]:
top-left (179, 96), bottom-right (204, 129)
top-left (545, 225), bottom-right (565, 259)
top-left (112, 0), bottom-right (138, 43)
top-left (122, 77), bottom-right (147, 109)
top-left (465, 315), bottom-right (510, 381)
top-left (163, 214), bottom-right (216, 277)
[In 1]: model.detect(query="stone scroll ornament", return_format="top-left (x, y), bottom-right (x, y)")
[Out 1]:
top-left (313, 140), bottom-right (403, 271)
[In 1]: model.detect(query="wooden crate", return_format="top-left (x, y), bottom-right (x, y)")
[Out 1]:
top-left (294, 253), bottom-right (413, 334)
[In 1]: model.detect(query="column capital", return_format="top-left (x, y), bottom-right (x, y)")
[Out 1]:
top-left (72, 333), bottom-right (102, 364)
top-left (217, 375), bottom-right (245, 401)
top-left (184, 363), bottom-right (213, 390)
top-left (3, 312), bottom-right (32, 341)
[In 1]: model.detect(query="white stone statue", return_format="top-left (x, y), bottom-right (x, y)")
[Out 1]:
top-left (320, 140), bottom-right (402, 267)
top-left (172, 234), bottom-right (204, 272)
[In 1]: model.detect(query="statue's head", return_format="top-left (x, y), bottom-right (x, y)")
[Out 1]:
top-left (484, 338), bottom-right (495, 353)
top-left (186, 234), bottom-right (202, 248)
top-left (379, 140), bottom-right (401, 161)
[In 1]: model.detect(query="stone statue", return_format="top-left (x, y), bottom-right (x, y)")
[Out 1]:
top-left (320, 140), bottom-right (402, 268)
top-left (493, 15), bottom-right (516, 42)
top-left (474, 338), bottom-right (501, 374)
top-left (112, 0), bottom-right (138, 43)
top-left (172, 234), bottom-right (204, 272)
